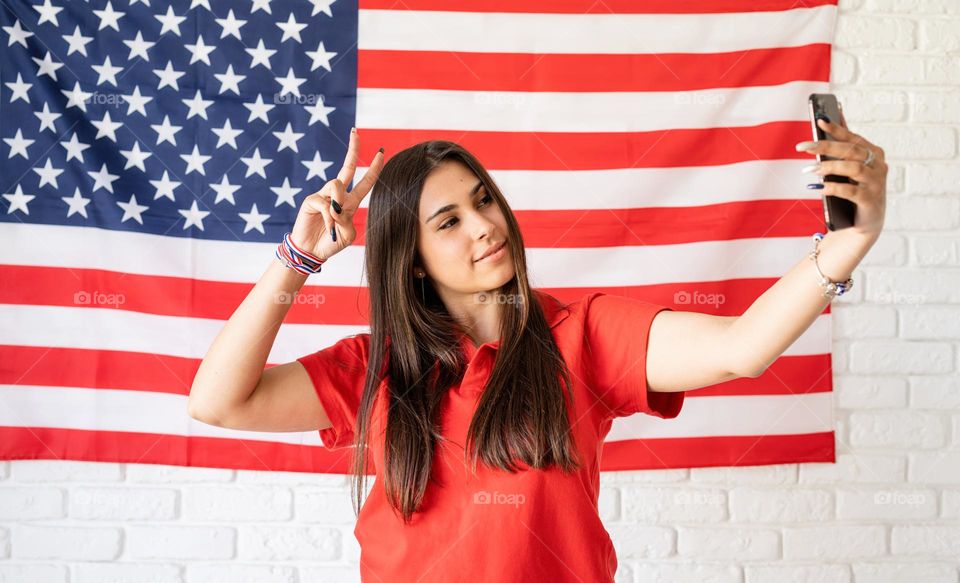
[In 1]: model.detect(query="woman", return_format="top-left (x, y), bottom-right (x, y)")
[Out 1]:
top-left (189, 117), bottom-right (887, 582)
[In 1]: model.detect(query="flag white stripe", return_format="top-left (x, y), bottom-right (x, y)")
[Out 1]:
top-left (357, 81), bottom-right (829, 132)
top-left (0, 384), bottom-right (832, 443)
top-left (1, 223), bottom-right (817, 286)
top-left (0, 305), bottom-right (830, 363)
top-left (358, 6), bottom-right (836, 54)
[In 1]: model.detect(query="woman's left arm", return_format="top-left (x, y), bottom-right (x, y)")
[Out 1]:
top-left (647, 113), bottom-right (888, 392)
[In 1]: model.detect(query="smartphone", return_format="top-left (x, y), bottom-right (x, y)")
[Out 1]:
top-left (808, 93), bottom-right (856, 231)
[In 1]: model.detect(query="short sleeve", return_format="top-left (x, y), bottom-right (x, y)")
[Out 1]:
top-left (296, 333), bottom-right (371, 450)
top-left (583, 292), bottom-right (685, 420)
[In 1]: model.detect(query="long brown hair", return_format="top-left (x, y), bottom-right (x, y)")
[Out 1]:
top-left (351, 140), bottom-right (581, 523)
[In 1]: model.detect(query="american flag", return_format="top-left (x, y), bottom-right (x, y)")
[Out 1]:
top-left (1, 0), bottom-right (838, 473)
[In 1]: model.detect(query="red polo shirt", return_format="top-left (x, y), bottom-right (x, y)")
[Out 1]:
top-left (297, 290), bottom-right (685, 582)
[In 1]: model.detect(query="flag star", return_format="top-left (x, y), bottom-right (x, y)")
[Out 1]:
top-left (92, 56), bottom-right (123, 86)
top-left (4, 129), bottom-right (34, 159)
top-left (153, 61), bottom-right (186, 91)
top-left (181, 144), bottom-right (212, 175)
top-left (302, 151), bottom-right (334, 181)
top-left (239, 203), bottom-right (270, 234)
top-left (61, 81), bottom-right (92, 111)
top-left (62, 25), bottom-right (93, 56)
top-left (93, 1), bottom-right (124, 31)
top-left (305, 95), bottom-right (335, 127)
top-left (275, 67), bottom-right (306, 97)
top-left (185, 35), bottom-right (217, 65)
top-left (117, 194), bottom-right (149, 224)
top-left (32, 51), bottom-right (64, 81)
top-left (130, 0), bottom-right (150, 5)
top-left (243, 94), bottom-right (275, 123)
top-left (34, 103), bottom-right (62, 133)
top-left (251, 0), bottom-right (272, 14)
top-left (62, 187), bottom-right (91, 218)
top-left (308, 0), bottom-right (336, 17)
top-left (120, 141), bottom-right (153, 171)
top-left (215, 9), bottom-right (246, 40)
top-left (124, 31), bottom-right (155, 61)
top-left (121, 86), bottom-right (153, 116)
top-left (240, 147), bottom-right (272, 178)
top-left (88, 163), bottom-right (121, 193)
top-left (91, 110), bottom-right (123, 142)
top-left (34, 0), bottom-right (63, 27)
top-left (210, 175), bottom-right (240, 204)
top-left (214, 64), bottom-right (245, 95)
top-left (245, 39), bottom-right (276, 70)
top-left (270, 177), bottom-right (301, 208)
top-left (6, 73), bottom-right (32, 103)
top-left (211, 118), bottom-right (242, 149)
top-left (273, 122), bottom-right (304, 153)
top-left (3, 20), bottom-right (34, 48)
top-left (178, 200), bottom-right (210, 230)
top-left (276, 13), bottom-right (307, 43)
top-left (151, 115), bottom-right (182, 146)
top-left (189, 0), bottom-right (212, 10)
top-left (60, 133), bottom-right (91, 162)
top-left (3, 185), bottom-right (36, 215)
top-left (34, 158), bottom-right (64, 189)
top-left (306, 41), bottom-right (337, 72)
top-left (155, 6), bottom-right (186, 36)
top-left (182, 89), bottom-right (214, 120)
top-left (149, 170), bottom-right (180, 201)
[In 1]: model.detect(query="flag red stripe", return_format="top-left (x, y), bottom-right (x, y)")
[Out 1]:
top-left (0, 345), bottom-right (830, 397)
top-left (358, 0), bottom-right (838, 14)
top-left (0, 265), bottom-right (831, 321)
top-left (359, 45), bottom-right (831, 92)
top-left (0, 426), bottom-right (834, 473)
top-left (359, 122), bottom-right (813, 171)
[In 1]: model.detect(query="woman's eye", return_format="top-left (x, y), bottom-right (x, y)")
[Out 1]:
top-left (439, 194), bottom-right (493, 230)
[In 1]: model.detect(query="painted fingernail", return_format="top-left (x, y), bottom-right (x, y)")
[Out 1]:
top-left (378, 147), bottom-right (384, 154)
top-left (796, 141), bottom-right (817, 151)
top-left (331, 199), bottom-right (342, 214)
top-left (806, 183), bottom-right (825, 190)
top-left (801, 164), bottom-right (820, 174)
top-left (351, 126), bottom-right (356, 133)
top-left (331, 226), bottom-right (337, 242)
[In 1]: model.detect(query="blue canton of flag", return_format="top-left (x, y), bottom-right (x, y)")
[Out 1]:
top-left (1, 0), bottom-right (356, 241)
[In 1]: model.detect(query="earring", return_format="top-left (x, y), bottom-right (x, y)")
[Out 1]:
top-left (415, 270), bottom-right (425, 303)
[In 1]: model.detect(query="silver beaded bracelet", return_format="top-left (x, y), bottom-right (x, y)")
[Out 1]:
top-left (809, 232), bottom-right (854, 298)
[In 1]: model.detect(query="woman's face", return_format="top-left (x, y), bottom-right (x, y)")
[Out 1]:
top-left (416, 160), bottom-right (514, 299)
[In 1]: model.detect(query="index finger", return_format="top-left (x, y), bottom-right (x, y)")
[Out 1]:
top-left (337, 127), bottom-right (359, 186)
top-left (348, 148), bottom-right (386, 205)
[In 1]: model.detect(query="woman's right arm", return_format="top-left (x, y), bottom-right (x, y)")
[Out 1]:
top-left (187, 128), bottom-right (385, 432)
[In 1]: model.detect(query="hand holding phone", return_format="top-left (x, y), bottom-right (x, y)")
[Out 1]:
top-left (808, 93), bottom-right (857, 231)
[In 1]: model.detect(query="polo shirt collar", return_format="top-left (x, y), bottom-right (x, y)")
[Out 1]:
top-left (458, 291), bottom-right (570, 353)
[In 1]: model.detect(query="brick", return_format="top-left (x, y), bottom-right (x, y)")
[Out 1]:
top-left (295, 488), bottom-right (360, 524)
top-left (891, 525), bottom-right (960, 557)
top-left (74, 563), bottom-right (182, 583)
top-left (598, 487), bottom-right (620, 521)
top-left (605, 524), bottom-right (674, 559)
top-left (71, 487), bottom-right (177, 521)
top-left (745, 563), bottom-right (850, 583)
top-left (858, 232), bottom-right (906, 267)
top-left (911, 90), bottom-right (960, 124)
top-left (849, 410), bottom-right (947, 448)
top-left (677, 527), bottom-right (779, 560)
top-left (0, 527), bottom-right (6, 559)
top-left (911, 376), bottom-right (960, 409)
top-left (918, 19), bottom-right (960, 51)
top-left (126, 526), bottom-right (235, 560)
top-left (884, 197), bottom-right (960, 230)
top-left (620, 487), bottom-right (726, 524)
top-left (941, 489), bottom-right (960, 518)
top-left (834, 89), bottom-right (908, 122)
top-left (729, 488), bottom-right (832, 523)
top-left (10, 460), bottom-right (122, 482)
top-left (859, 55), bottom-right (960, 85)
top-left (900, 307), bottom-right (960, 339)
top-left (867, 268), bottom-right (960, 304)
top-left (835, 376), bottom-right (908, 409)
top-left (299, 566), bottom-right (362, 583)
top-left (830, 50), bottom-right (858, 84)
top-left (913, 235), bottom-right (960, 267)
top-left (836, 488), bottom-right (937, 519)
top-left (832, 305), bottom-right (897, 338)
top-left (906, 162), bottom-right (960, 194)
top-left (852, 562), bottom-right (958, 582)
top-left (783, 525), bottom-right (886, 559)
top-left (836, 16), bottom-right (916, 50)
top-left (11, 525), bottom-right (121, 560)
top-left (182, 486), bottom-right (292, 521)
top-left (238, 526), bottom-right (339, 561)
top-left (849, 340), bottom-right (953, 374)
top-left (909, 452), bottom-right (960, 484)
top-left (632, 563), bottom-right (741, 583)
top-left (0, 564), bottom-right (67, 583)
top-left (863, 0), bottom-right (959, 12)
top-left (0, 488), bottom-right (64, 520)
top-left (185, 564), bottom-right (297, 583)
top-left (689, 464), bottom-right (797, 485)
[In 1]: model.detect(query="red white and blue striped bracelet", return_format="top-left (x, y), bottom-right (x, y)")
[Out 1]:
top-left (275, 232), bottom-right (325, 275)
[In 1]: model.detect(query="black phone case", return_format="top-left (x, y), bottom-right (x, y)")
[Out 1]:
top-left (808, 93), bottom-right (856, 231)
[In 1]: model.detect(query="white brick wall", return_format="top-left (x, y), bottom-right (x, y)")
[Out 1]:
top-left (2, 1), bottom-right (959, 581)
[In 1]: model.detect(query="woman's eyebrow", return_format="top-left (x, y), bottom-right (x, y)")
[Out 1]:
top-left (425, 181), bottom-right (484, 224)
